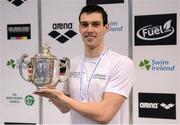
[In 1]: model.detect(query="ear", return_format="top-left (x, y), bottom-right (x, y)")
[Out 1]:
top-left (104, 23), bottom-right (110, 33)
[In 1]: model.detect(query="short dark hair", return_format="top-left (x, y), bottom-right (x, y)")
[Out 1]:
top-left (79, 4), bottom-right (108, 26)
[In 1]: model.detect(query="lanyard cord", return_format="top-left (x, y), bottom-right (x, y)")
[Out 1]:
top-left (80, 48), bottom-right (107, 101)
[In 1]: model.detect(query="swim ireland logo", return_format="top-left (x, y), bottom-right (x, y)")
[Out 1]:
top-left (139, 59), bottom-right (151, 70)
top-left (6, 58), bottom-right (27, 69)
top-left (139, 59), bottom-right (175, 71)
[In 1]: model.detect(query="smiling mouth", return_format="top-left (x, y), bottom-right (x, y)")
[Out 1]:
top-left (85, 35), bottom-right (96, 38)
top-left (85, 36), bottom-right (96, 41)
top-left (86, 36), bottom-right (94, 38)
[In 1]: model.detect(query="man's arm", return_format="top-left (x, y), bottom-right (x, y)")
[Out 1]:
top-left (34, 87), bottom-right (125, 124)
top-left (62, 92), bottom-right (125, 124)
top-left (39, 89), bottom-right (126, 124)
top-left (49, 94), bottom-right (71, 113)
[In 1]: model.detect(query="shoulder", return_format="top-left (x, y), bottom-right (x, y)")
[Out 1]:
top-left (107, 49), bottom-right (134, 67)
top-left (68, 56), bottom-right (82, 69)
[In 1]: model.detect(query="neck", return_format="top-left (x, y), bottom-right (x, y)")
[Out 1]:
top-left (85, 46), bottom-right (105, 58)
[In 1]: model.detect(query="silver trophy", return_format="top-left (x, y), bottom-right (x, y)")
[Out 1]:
top-left (19, 43), bottom-right (70, 89)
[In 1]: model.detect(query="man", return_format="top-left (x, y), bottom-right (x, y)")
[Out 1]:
top-left (34, 4), bottom-right (135, 124)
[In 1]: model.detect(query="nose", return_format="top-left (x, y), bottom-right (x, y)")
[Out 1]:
top-left (87, 24), bottom-right (93, 32)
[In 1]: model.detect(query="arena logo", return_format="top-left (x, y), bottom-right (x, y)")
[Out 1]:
top-left (140, 102), bottom-right (175, 110)
top-left (139, 93), bottom-right (176, 119)
top-left (140, 102), bottom-right (158, 109)
top-left (7, 0), bottom-right (27, 6)
top-left (7, 24), bottom-right (31, 40)
top-left (160, 103), bottom-right (175, 110)
top-left (48, 22), bottom-right (77, 44)
top-left (135, 13), bottom-right (176, 45)
top-left (109, 21), bottom-right (123, 32)
top-left (139, 59), bottom-right (175, 71)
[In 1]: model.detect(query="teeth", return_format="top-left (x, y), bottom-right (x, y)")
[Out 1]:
top-left (87, 37), bottom-right (94, 39)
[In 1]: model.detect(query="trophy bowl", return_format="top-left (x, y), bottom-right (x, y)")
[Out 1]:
top-left (19, 43), bottom-right (70, 89)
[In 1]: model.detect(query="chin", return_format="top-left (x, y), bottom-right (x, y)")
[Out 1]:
top-left (86, 44), bottom-right (97, 49)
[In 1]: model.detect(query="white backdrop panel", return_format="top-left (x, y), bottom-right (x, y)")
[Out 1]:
top-left (41, 0), bottom-right (85, 124)
top-left (0, 0), bottom-right (39, 123)
top-left (133, 0), bottom-right (180, 124)
top-left (0, 2), bottom-right (2, 124)
top-left (41, 0), bottom-right (130, 124)
top-left (103, 3), bottom-right (129, 56)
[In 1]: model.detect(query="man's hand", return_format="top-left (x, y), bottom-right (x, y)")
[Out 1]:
top-left (33, 88), bottom-right (70, 113)
top-left (33, 88), bottom-right (62, 100)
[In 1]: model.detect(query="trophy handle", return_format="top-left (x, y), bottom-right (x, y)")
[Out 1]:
top-left (59, 57), bottom-right (70, 82)
top-left (19, 54), bottom-right (31, 82)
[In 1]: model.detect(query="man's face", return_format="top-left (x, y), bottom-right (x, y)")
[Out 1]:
top-left (79, 12), bottom-right (109, 49)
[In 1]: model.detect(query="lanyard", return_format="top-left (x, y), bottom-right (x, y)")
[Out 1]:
top-left (80, 48), bottom-right (107, 102)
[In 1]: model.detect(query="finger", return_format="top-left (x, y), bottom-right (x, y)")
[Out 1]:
top-left (43, 84), bottom-right (56, 89)
top-left (33, 90), bottom-right (56, 98)
top-left (33, 92), bottom-right (51, 99)
top-left (33, 90), bottom-right (49, 96)
top-left (33, 90), bottom-right (50, 95)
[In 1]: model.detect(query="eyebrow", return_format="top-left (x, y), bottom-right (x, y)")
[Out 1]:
top-left (80, 21), bottom-right (102, 23)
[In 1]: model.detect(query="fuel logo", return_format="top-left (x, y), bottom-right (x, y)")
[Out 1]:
top-left (136, 20), bottom-right (174, 41)
top-left (135, 13), bottom-right (176, 46)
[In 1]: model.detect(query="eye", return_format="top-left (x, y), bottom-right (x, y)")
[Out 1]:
top-left (92, 22), bottom-right (101, 27)
top-left (80, 22), bottom-right (88, 28)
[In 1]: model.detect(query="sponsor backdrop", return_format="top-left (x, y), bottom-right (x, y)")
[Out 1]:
top-left (0, 0), bottom-right (39, 124)
top-left (132, 0), bottom-right (180, 124)
top-left (1, 0), bottom-right (179, 124)
top-left (0, 0), bottom-right (130, 124)
top-left (41, 0), bottom-right (130, 124)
